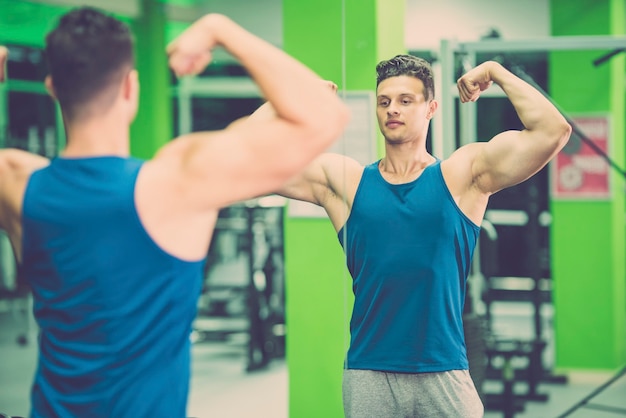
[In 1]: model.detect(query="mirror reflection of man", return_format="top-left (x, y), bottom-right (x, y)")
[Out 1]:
top-left (251, 55), bottom-right (571, 417)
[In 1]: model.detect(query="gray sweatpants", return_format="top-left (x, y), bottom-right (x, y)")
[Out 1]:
top-left (343, 369), bottom-right (484, 418)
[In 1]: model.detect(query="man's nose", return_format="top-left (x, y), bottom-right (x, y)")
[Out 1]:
top-left (387, 105), bottom-right (399, 116)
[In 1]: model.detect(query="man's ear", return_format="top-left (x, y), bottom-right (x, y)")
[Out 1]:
top-left (45, 75), bottom-right (57, 100)
top-left (122, 69), bottom-right (138, 101)
top-left (122, 69), bottom-right (139, 122)
top-left (427, 99), bottom-right (438, 120)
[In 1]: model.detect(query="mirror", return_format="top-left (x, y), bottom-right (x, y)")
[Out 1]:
top-left (0, 2), bottom-right (621, 418)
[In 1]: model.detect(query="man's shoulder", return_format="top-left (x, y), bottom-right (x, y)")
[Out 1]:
top-left (441, 143), bottom-right (485, 173)
top-left (321, 152), bottom-right (365, 175)
top-left (0, 148), bottom-right (50, 179)
top-left (319, 153), bottom-right (365, 195)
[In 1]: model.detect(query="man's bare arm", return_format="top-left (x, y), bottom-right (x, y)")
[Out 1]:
top-left (457, 61), bottom-right (572, 194)
top-left (277, 152), bottom-right (363, 231)
top-left (157, 14), bottom-right (350, 210)
top-left (0, 149), bottom-right (50, 262)
top-left (0, 46), bottom-right (8, 82)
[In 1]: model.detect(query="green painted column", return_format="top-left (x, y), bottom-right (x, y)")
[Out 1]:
top-left (130, 0), bottom-right (172, 159)
top-left (282, 1), bottom-right (405, 417)
top-left (550, 0), bottom-right (626, 370)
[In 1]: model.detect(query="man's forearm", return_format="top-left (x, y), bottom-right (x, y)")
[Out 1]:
top-left (489, 61), bottom-right (568, 135)
top-left (196, 14), bottom-right (345, 131)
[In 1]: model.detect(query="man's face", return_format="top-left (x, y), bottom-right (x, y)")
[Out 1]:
top-left (376, 75), bottom-right (436, 144)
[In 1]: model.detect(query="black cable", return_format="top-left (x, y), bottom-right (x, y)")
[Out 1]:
top-left (584, 403), bottom-right (626, 415)
top-left (555, 365), bottom-right (626, 418)
top-left (508, 63), bottom-right (626, 180)
top-left (593, 48), bottom-right (626, 67)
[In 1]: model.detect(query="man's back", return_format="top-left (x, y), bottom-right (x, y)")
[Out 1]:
top-left (23, 157), bottom-right (204, 418)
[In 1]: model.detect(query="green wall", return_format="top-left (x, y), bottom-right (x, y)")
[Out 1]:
top-left (130, 0), bottom-right (172, 159)
top-left (283, 4), bottom-right (350, 417)
top-left (283, 1), bottom-right (405, 416)
top-left (0, 0), bottom-right (67, 47)
top-left (550, 0), bottom-right (626, 370)
top-left (0, 0), bottom-right (170, 159)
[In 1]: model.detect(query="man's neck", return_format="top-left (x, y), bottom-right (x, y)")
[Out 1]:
top-left (61, 116), bottom-right (130, 158)
top-left (381, 142), bottom-right (434, 176)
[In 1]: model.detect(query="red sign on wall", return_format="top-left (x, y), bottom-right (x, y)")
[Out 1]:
top-left (551, 115), bottom-right (611, 199)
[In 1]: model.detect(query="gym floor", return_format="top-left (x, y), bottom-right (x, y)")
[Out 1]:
top-left (0, 301), bottom-right (624, 418)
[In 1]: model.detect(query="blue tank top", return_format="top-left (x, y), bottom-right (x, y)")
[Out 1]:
top-left (338, 160), bottom-right (480, 373)
top-left (22, 157), bottom-right (205, 418)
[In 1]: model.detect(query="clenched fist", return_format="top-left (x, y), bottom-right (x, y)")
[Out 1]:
top-left (457, 61), bottom-right (496, 103)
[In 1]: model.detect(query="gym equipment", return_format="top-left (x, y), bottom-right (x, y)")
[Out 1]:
top-left (0, 230), bottom-right (31, 347)
top-left (192, 198), bottom-right (286, 372)
top-left (484, 339), bottom-right (534, 418)
top-left (244, 200), bottom-right (286, 371)
top-left (466, 201), bottom-right (554, 416)
top-left (593, 47), bottom-right (626, 67)
top-left (0, 283), bottom-right (31, 346)
top-left (0, 44), bottom-right (59, 348)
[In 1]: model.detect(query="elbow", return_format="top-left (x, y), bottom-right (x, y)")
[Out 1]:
top-left (543, 116), bottom-right (572, 154)
top-left (555, 119), bottom-right (573, 151)
top-left (314, 100), bottom-right (351, 148)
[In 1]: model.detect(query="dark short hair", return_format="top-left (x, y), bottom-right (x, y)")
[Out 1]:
top-left (44, 7), bottom-right (134, 120)
top-left (376, 55), bottom-right (435, 101)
